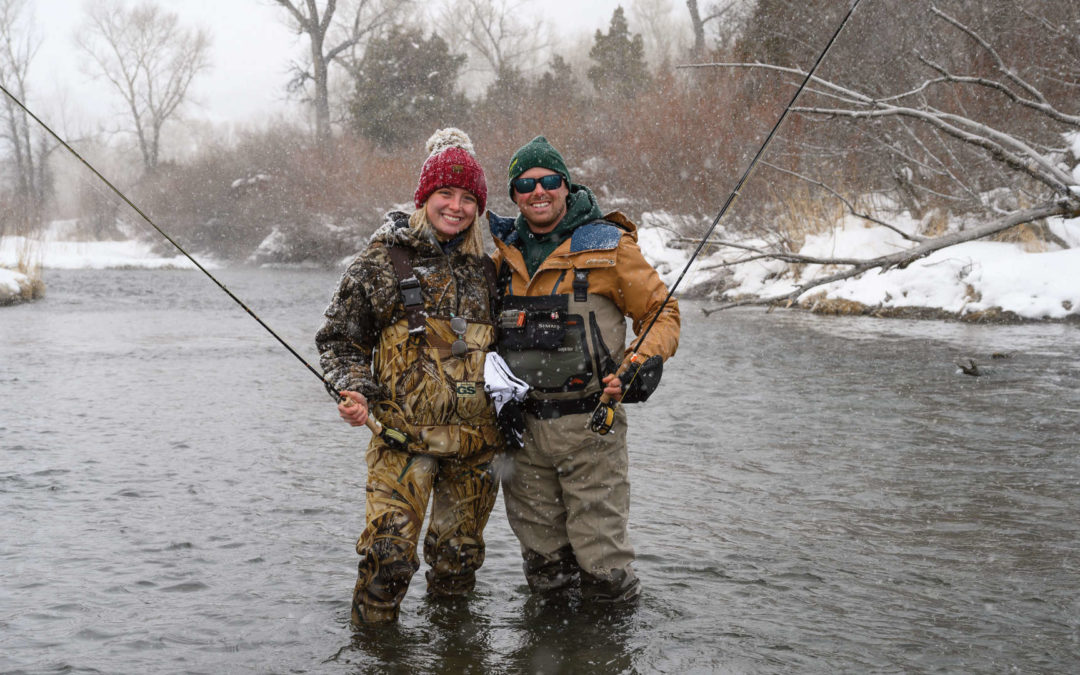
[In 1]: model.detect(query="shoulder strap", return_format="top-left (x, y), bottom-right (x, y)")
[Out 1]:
top-left (386, 245), bottom-right (426, 336)
top-left (482, 256), bottom-right (499, 317)
top-left (496, 259), bottom-right (514, 299)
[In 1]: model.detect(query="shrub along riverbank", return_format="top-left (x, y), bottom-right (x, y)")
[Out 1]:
top-left (0, 267), bottom-right (44, 305)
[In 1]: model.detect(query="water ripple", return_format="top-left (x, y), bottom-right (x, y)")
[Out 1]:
top-left (3, 272), bottom-right (1078, 673)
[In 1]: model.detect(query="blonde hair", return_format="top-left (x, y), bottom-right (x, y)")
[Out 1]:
top-left (409, 204), bottom-right (486, 258)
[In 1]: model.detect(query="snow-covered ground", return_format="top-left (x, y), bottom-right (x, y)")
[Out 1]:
top-left (0, 266), bottom-right (30, 300)
top-left (636, 208), bottom-right (1080, 321)
top-left (0, 219), bottom-right (197, 271)
top-left (3, 212), bottom-right (1079, 321)
top-left (1, 219), bottom-right (199, 303)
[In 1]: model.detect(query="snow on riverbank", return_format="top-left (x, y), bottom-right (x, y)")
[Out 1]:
top-left (0, 266), bottom-right (33, 304)
top-left (0, 221), bottom-right (201, 304)
top-left (796, 234), bottom-right (1080, 320)
top-left (0, 225), bottom-right (198, 271)
top-left (3, 212), bottom-right (1079, 321)
top-left (636, 209), bottom-right (1080, 322)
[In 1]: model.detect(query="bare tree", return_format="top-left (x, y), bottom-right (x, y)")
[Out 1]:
top-left (685, 0), bottom-right (747, 57)
top-left (631, 0), bottom-right (685, 67)
top-left (76, 0), bottom-right (210, 173)
top-left (0, 0), bottom-right (48, 235)
top-left (437, 0), bottom-right (551, 86)
top-left (679, 4), bottom-right (1080, 313)
top-left (274, 0), bottom-right (406, 152)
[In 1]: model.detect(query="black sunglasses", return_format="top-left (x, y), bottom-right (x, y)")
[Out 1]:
top-left (512, 174), bottom-right (563, 194)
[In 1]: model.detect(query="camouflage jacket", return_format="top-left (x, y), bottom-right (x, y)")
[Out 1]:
top-left (316, 211), bottom-right (497, 402)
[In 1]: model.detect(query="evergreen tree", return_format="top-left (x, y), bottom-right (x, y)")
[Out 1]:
top-left (348, 26), bottom-right (468, 150)
top-left (587, 7), bottom-right (650, 99)
top-left (536, 54), bottom-right (579, 105)
top-left (484, 64), bottom-right (529, 113)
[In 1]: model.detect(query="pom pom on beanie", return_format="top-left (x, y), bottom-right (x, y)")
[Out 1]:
top-left (414, 128), bottom-right (487, 213)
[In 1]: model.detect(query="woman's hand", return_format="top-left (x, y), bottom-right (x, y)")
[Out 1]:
top-left (337, 391), bottom-right (369, 426)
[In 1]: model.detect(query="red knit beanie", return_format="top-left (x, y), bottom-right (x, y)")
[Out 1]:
top-left (414, 128), bottom-right (487, 214)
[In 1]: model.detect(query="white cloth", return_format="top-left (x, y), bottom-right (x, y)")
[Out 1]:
top-left (483, 352), bottom-right (529, 414)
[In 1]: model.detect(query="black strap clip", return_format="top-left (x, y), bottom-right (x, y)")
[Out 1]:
top-left (572, 269), bottom-right (589, 302)
top-left (399, 276), bottom-right (425, 335)
top-left (400, 276), bottom-right (423, 306)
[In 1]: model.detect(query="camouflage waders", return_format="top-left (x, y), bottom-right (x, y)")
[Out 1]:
top-left (350, 312), bottom-right (501, 625)
top-left (352, 436), bottom-right (498, 624)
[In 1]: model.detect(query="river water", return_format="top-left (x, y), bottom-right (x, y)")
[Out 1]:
top-left (2, 268), bottom-right (1078, 674)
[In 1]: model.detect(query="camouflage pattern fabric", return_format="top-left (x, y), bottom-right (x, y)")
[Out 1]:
top-left (351, 437), bottom-right (497, 624)
top-left (317, 210), bottom-right (499, 406)
top-left (371, 317), bottom-right (500, 458)
top-left (316, 211), bottom-right (503, 625)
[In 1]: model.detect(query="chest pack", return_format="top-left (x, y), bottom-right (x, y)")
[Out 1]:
top-left (496, 266), bottom-right (627, 400)
top-left (386, 245), bottom-right (497, 337)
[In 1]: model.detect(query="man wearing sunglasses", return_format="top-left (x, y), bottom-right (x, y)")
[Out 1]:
top-left (488, 135), bottom-right (681, 607)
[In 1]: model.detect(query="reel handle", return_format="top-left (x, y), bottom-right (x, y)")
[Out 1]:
top-left (587, 353), bottom-right (642, 435)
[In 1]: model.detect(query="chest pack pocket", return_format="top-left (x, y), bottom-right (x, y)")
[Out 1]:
top-left (498, 295), bottom-right (569, 351)
top-left (497, 294), bottom-right (592, 392)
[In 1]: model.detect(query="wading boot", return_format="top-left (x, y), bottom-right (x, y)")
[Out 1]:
top-left (580, 568), bottom-right (640, 605)
top-left (350, 558), bottom-right (415, 626)
top-left (425, 569), bottom-right (476, 597)
top-left (351, 586), bottom-right (400, 626)
top-left (523, 546), bottom-right (582, 594)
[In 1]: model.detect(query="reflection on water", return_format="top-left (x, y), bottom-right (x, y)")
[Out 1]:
top-left (338, 594), bottom-right (642, 674)
top-left (1, 269), bottom-right (1078, 673)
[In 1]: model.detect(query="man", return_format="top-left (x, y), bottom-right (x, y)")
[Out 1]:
top-left (488, 135), bottom-right (680, 604)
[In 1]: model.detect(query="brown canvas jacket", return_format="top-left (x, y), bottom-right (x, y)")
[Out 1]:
top-left (490, 211), bottom-right (680, 363)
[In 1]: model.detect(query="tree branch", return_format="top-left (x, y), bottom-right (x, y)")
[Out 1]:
top-left (702, 203), bottom-right (1070, 315)
top-left (760, 160), bottom-right (927, 242)
top-left (792, 103), bottom-right (1076, 194)
top-left (929, 5), bottom-right (1048, 106)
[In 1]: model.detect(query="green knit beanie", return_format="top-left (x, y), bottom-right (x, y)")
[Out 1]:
top-left (507, 136), bottom-right (572, 198)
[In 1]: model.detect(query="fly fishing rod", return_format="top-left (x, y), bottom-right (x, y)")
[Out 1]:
top-left (589, 0), bottom-right (864, 434)
top-left (0, 82), bottom-right (408, 450)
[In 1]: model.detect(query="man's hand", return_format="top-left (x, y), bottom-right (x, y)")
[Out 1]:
top-left (337, 390), bottom-right (369, 427)
top-left (601, 373), bottom-right (623, 402)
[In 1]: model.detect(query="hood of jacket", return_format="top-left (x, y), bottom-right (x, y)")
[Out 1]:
top-left (368, 210), bottom-right (446, 255)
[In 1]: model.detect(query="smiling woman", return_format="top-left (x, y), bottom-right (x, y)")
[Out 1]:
top-left (315, 127), bottom-right (502, 626)
top-left (426, 187), bottom-right (480, 239)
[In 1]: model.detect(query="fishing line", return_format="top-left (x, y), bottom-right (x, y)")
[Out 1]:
top-left (0, 82), bottom-right (409, 448)
top-left (589, 0), bottom-right (865, 433)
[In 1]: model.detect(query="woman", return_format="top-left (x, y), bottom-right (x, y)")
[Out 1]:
top-left (316, 129), bottom-right (502, 625)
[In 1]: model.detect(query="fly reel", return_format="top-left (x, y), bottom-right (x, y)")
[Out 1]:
top-left (587, 400), bottom-right (617, 435)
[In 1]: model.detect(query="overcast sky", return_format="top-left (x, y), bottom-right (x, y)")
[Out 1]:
top-left (30, 0), bottom-right (665, 129)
